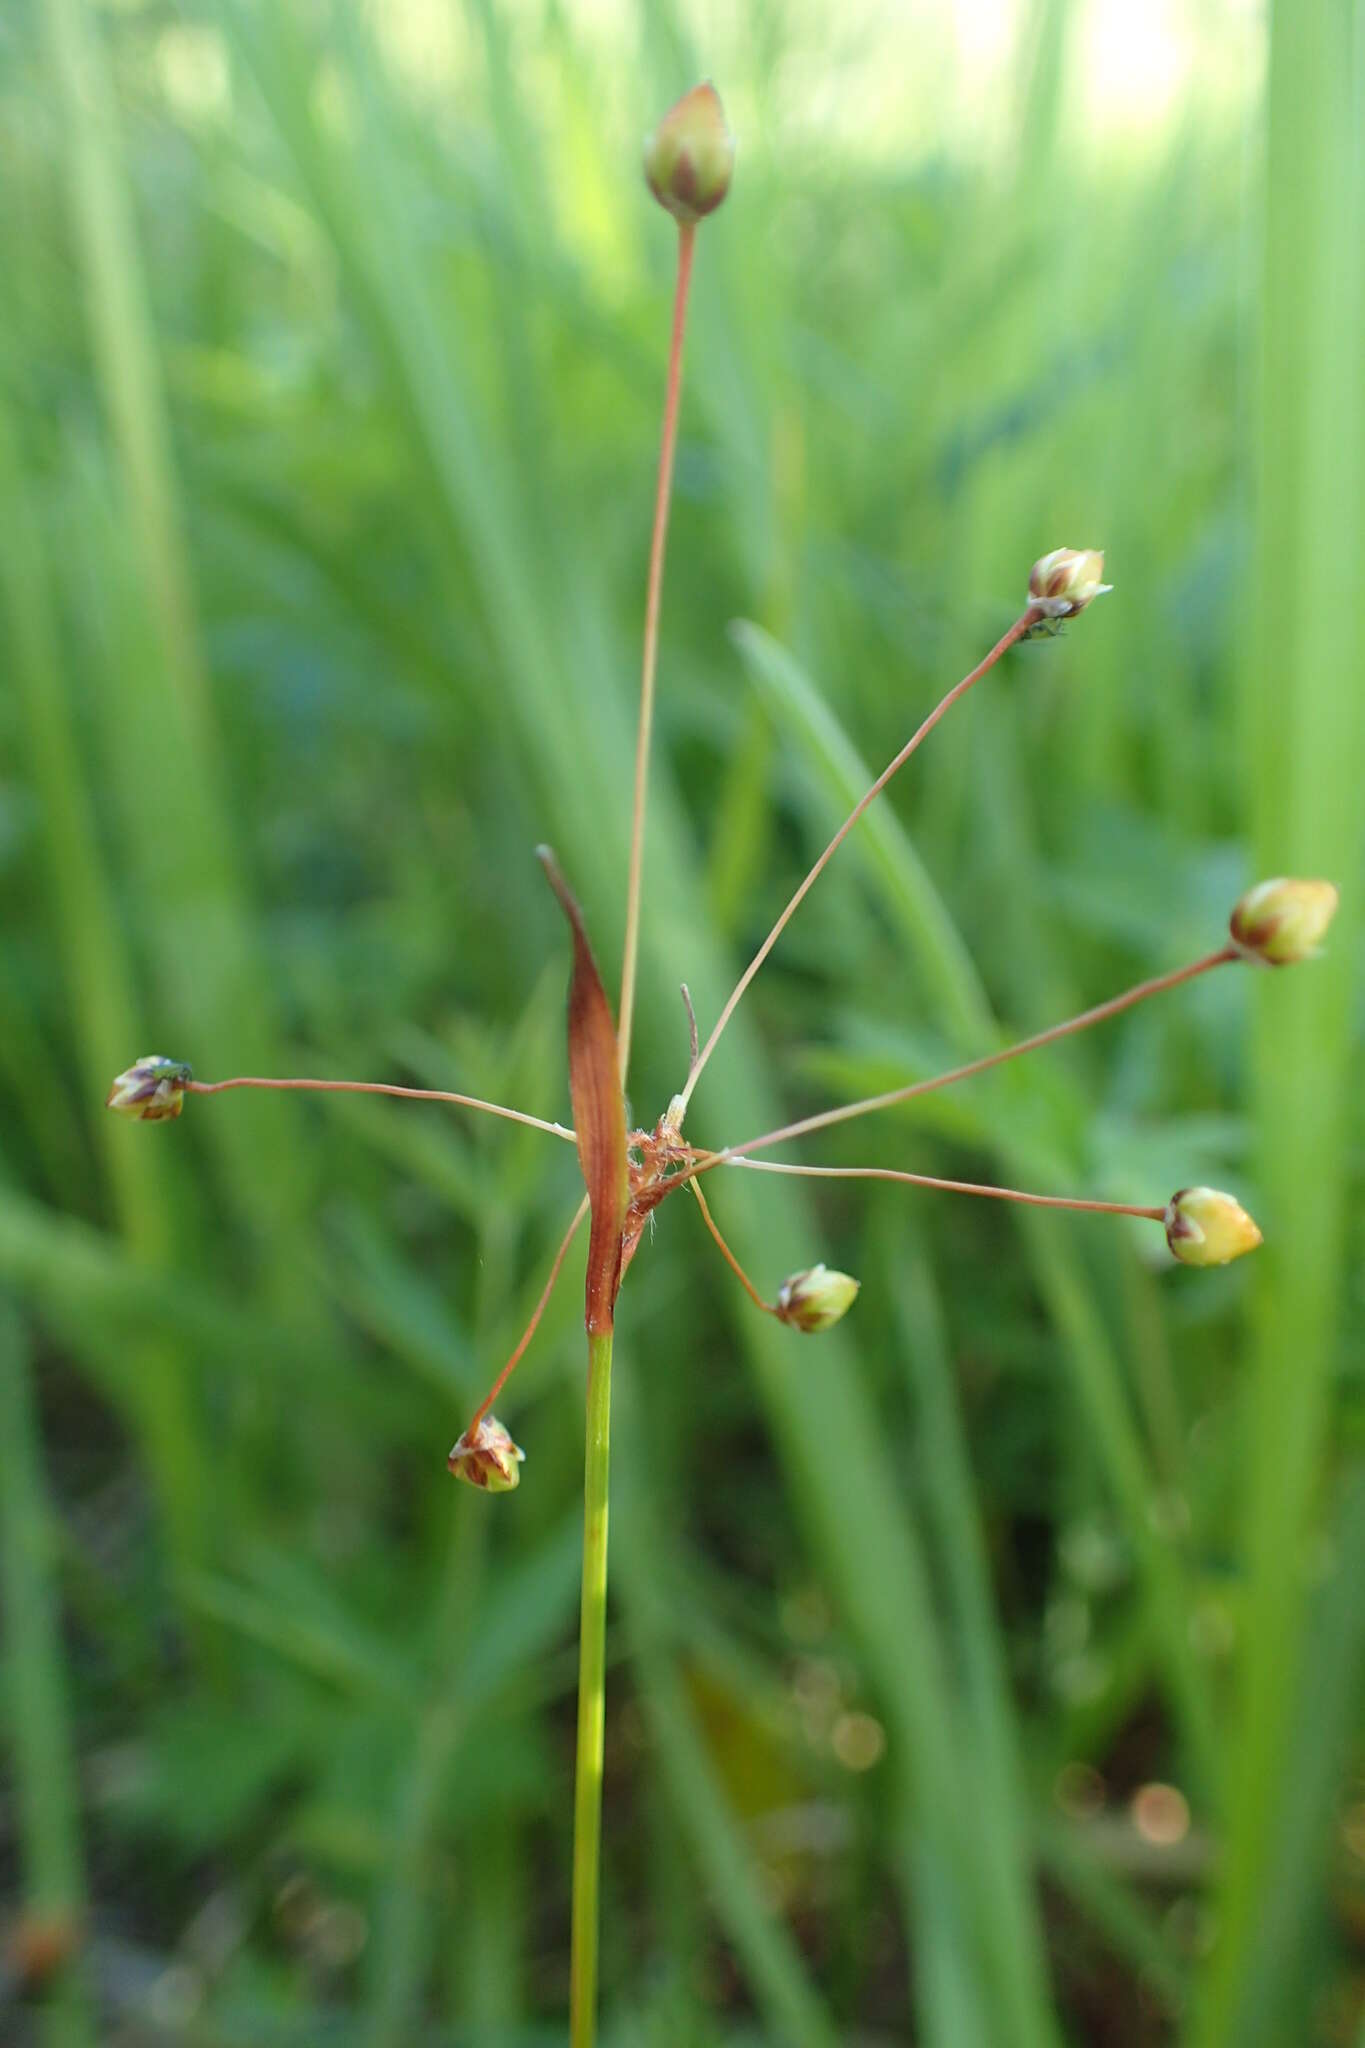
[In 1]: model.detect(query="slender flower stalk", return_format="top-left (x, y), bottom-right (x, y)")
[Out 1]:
top-left (460, 1196), bottom-right (589, 1445)
top-left (714, 944), bottom-right (1240, 1161)
top-left (720, 1156), bottom-right (1166, 1222)
top-left (186, 1074), bottom-right (575, 1142)
top-left (688, 1179), bottom-right (777, 1315)
top-left (676, 604), bottom-right (1044, 1115)
top-left (617, 221), bottom-right (697, 1082)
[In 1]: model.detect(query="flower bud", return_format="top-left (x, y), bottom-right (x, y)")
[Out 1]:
top-left (1027, 547), bottom-right (1112, 622)
top-left (776, 1263), bottom-right (860, 1334)
top-left (106, 1055), bottom-right (192, 1121)
top-left (447, 1414), bottom-right (525, 1492)
top-left (644, 82), bottom-right (734, 224)
top-left (1164, 1187), bottom-right (1262, 1268)
top-left (1229, 877), bottom-right (1339, 967)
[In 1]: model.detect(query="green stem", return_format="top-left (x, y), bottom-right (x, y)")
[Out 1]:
top-left (569, 1327), bottom-right (614, 2046)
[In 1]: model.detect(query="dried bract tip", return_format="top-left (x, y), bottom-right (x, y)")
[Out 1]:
top-left (644, 82), bottom-right (734, 224)
top-left (106, 1055), bottom-right (192, 1121)
top-left (1164, 1187), bottom-right (1263, 1268)
top-left (447, 1414), bottom-right (525, 1492)
top-left (776, 1263), bottom-right (860, 1334)
top-left (1229, 877), bottom-right (1339, 967)
top-left (1027, 547), bottom-right (1112, 624)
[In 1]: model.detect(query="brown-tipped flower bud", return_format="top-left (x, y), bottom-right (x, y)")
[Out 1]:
top-left (447, 1414), bottom-right (525, 1492)
top-left (1027, 547), bottom-right (1112, 622)
top-left (1229, 877), bottom-right (1339, 967)
top-left (106, 1055), bottom-right (192, 1121)
top-left (1164, 1187), bottom-right (1263, 1268)
top-left (644, 82), bottom-right (734, 224)
top-left (776, 1263), bottom-right (860, 1334)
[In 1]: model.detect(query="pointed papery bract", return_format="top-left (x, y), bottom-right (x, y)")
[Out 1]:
top-left (1164, 1187), bottom-right (1263, 1268)
top-left (1229, 877), bottom-right (1339, 966)
top-left (106, 1055), bottom-right (192, 1121)
top-left (448, 1414), bottom-right (525, 1491)
top-left (538, 848), bottom-right (629, 1334)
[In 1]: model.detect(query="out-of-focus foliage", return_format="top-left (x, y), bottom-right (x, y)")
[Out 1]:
top-left (2, 1), bottom-right (1363, 2043)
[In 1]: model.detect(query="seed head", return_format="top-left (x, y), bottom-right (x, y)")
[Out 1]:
top-left (776, 1263), bottom-right (860, 1334)
top-left (1027, 547), bottom-right (1112, 622)
top-left (1164, 1187), bottom-right (1263, 1268)
top-left (447, 1414), bottom-right (525, 1492)
top-left (106, 1055), bottom-right (192, 1121)
top-left (1229, 877), bottom-right (1339, 967)
top-left (644, 82), bottom-right (734, 224)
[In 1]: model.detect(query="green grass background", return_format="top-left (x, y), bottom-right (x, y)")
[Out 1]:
top-left (2, 0), bottom-right (1363, 2041)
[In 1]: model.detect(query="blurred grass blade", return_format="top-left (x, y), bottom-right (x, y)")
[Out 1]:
top-left (1037, 1820), bottom-right (1184, 2010)
top-left (182, 1569), bottom-right (417, 1703)
top-left (0, 397), bottom-right (210, 1572)
top-left (0, 1303), bottom-right (94, 2046)
top-left (888, 1225), bottom-right (1060, 2015)
top-left (41, 0), bottom-right (301, 1225)
top-left (1218, 1470), bottom-right (1365, 2047)
top-left (631, 1650), bottom-right (843, 2048)
top-left (1195, 5), bottom-right (1365, 2038)
top-left (613, 1386), bottom-right (842, 2048)
top-left (730, 619), bottom-right (995, 1048)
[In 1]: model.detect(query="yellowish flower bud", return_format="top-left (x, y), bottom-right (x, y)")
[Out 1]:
top-left (776, 1263), bottom-right (860, 1334)
top-left (1164, 1187), bottom-right (1263, 1268)
top-left (1027, 547), bottom-right (1112, 622)
top-left (1229, 877), bottom-right (1339, 967)
top-left (105, 1055), bottom-right (192, 1121)
top-left (447, 1414), bottom-right (525, 1492)
top-left (644, 82), bottom-right (734, 225)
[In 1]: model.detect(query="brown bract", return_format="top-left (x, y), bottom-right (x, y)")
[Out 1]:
top-left (538, 849), bottom-right (630, 1333)
top-left (620, 1115), bottom-right (697, 1284)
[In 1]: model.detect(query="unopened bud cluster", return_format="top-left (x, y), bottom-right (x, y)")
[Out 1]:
top-left (1230, 877), bottom-right (1339, 966)
top-left (644, 83), bottom-right (734, 224)
top-left (447, 1414), bottom-right (525, 1492)
top-left (106, 1055), bottom-right (192, 1122)
top-left (776, 1263), bottom-right (860, 1334)
top-left (1164, 1187), bottom-right (1263, 1268)
top-left (1027, 547), bottom-right (1111, 628)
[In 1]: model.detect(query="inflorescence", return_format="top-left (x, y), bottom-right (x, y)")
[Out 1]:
top-left (105, 83), bottom-right (1340, 1496)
